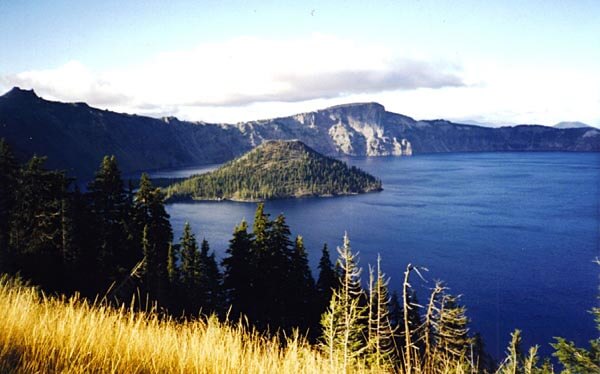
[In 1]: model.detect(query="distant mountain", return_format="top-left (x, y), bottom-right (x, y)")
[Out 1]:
top-left (1, 87), bottom-right (599, 179)
top-left (0, 87), bottom-right (250, 178)
top-left (553, 121), bottom-right (593, 129)
top-left (164, 140), bottom-right (382, 201)
top-left (452, 119), bottom-right (507, 128)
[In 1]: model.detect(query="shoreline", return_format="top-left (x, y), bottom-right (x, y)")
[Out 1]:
top-left (165, 186), bottom-right (383, 204)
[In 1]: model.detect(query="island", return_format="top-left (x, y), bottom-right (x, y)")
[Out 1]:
top-left (164, 140), bottom-right (382, 202)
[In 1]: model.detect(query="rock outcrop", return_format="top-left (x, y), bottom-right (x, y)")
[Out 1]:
top-left (1, 87), bottom-right (598, 178)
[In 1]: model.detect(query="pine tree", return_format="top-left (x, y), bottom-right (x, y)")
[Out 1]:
top-left (198, 239), bottom-right (223, 315)
top-left (434, 294), bottom-right (471, 360)
top-left (0, 139), bottom-right (19, 271)
top-left (257, 212), bottom-right (292, 329)
top-left (248, 203), bottom-right (270, 325)
top-left (179, 222), bottom-right (201, 313)
top-left (252, 203), bottom-right (270, 251)
top-left (167, 243), bottom-right (179, 286)
top-left (9, 156), bottom-right (70, 290)
top-left (316, 243), bottom-right (337, 315)
top-left (319, 233), bottom-right (367, 371)
top-left (134, 175), bottom-right (172, 303)
top-left (222, 219), bottom-right (254, 319)
top-left (87, 155), bottom-right (131, 287)
top-left (289, 235), bottom-right (316, 331)
top-left (551, 304), bottom-right (600, 373)
top-left (141, 224), bottom-right (154, 287)
top-left (366, 255), bottom-right (397, 370)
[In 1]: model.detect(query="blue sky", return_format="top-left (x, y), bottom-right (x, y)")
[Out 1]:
top-left (1, 0), bottom-right (599, 125)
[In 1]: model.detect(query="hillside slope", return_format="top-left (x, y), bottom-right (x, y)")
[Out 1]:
top-left (165, 140), bottom-right (382, 201)
top-left (1, 87), bottom-right (598, 178)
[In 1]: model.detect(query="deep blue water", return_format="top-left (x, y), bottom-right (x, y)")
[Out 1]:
top-left (153, 152), bottom-right (599, 359)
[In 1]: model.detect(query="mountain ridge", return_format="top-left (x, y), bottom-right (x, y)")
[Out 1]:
top-left (1, 87), bottom-right (599, 178)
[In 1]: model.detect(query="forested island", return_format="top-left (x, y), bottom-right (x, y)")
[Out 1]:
top-left (164, 140), bottom-right (382, 202)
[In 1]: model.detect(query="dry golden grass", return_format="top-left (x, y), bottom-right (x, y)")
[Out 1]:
top-left (0, 276), bottom-right (369, 374)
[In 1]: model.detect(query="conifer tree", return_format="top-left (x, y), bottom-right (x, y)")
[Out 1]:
top-left (257, 212), bottom-right (292, 329)
top-left (222, 219), bottom-right (254, 318)
top-left (319, 233), bottom-right (367, 371)
top-left (134, 175), bottom-right (172, 302)
top-left (180, 222), bottom-right (201, 313)
top-left (0, 139), bottom-right (19, 271)
top-left (9, 156), bottom-right (70, 290)
top-left (198, 239), bottom-right (223, 315)
top-left (551, 291), bottom-right (600, 374)
top-left (87, 156), bottom-right (130, 286)
top-left (167, 243), bottom-right (179, 286)
top-left (252, 203), bottom-right (271, 251)
top-left (141, 224), bottom-right (154, 286)
top-left (497, 330), bottom-right (548, 374)
top-left (434, 294), bottom-right (471, 360)
top-left (366, 255), bottom-right (397, 370)
top-left (316, 243), bottom-right (337, 314)
top-left (248, 203), bottom-right (271, 325)
top-left (289, 235), bottom-right (316, 331)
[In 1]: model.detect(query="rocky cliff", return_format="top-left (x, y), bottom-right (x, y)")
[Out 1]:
top-left (1, 87), bottom-right (598, 178)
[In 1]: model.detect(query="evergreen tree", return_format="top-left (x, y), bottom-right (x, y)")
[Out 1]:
top-left (316, 243), bottom-right (337, 315)
top-left (497, 330), bottom-right (549, 374)
top-left (134, 174), bottom-right (172, 303)
top-left (0, 139), bottom-right (19, 271)
top-left (254, 210), bottom-right (293, 329)
top-left (141, 224), bottom-right (154, 287)
top-left (67, 186), bottom-right (98, 296)
top-left (433, 294), bottom-right (471, 360)
top-left (180, 222), bottom-right (200, 312)
top-left (9, 156), bottom-right (70, 290)
top-left (222, 219), bottom-right (254, 318)
top-left (167, 243), bottom-right (179, 286)
top-left (289, 235), bottom-right (317, 332)
top-left (366, 255), bottom-right (396, 370)
top-left (87, 156), bottom-right (131, 287)
top-left (252, 203), bottom-right (271, 251)
top-left (319, 233), bottom-right (367, 371)
top-left (198, 239), bottom-right (223, 315)
top-left (551, 304), bottom-right (600, 373)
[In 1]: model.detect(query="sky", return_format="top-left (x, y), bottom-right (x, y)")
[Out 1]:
top-left (1, 0), bottom-right (599, 126)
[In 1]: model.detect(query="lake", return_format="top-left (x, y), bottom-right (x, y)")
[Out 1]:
top-left (152, 152), bottom-right (599, 359)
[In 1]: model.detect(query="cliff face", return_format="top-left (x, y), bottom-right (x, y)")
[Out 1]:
top-left (0, 87), bottom-right (598, 178)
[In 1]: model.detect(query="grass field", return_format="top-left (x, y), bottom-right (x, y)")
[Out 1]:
top-left (0, 276), bottom-right (361, 373)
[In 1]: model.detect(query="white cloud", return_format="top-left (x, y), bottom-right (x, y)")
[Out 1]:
top-left (4, 61), bottom-right (130, 106)
top-left (1, 35), bottom-right (598, 127)
top-left (1, 34), bottom-right (462, 118)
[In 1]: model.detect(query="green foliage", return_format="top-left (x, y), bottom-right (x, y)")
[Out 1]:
top-left (165, 140), bottom-right (382, 201)
top-left (319, 233), bottom-right (368, 371)
top-left (180, 222), bottom-right (197, 287)
top-left (134, 174), bottom-right (172, 302)
top-left (316, 243), bottom-right (337, 314)
top-left (288, 235), bottom-right (317, 331)
top-left (366, 255), bottom-right (397, 370)
top-left (551, 305), bottom-right (600, 373)
top-left (166, 243), bottom-right (179, 286)
top-left (222, 219), bottom-right (254, 317)
top-left (198, 239), bottom-right (224, 315)
top-left (0, 139), bottom-right (19, 269)
top-left (87, 155), bottom-right (131, 284)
